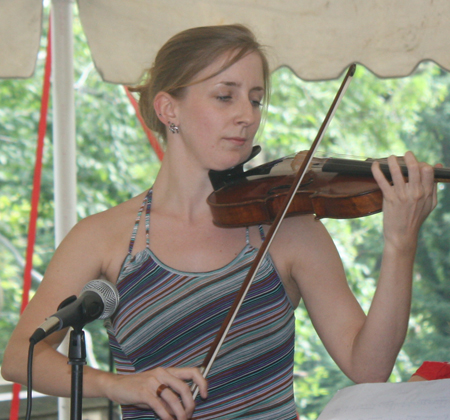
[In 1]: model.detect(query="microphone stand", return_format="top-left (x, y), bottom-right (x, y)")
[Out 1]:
top-left (29, 280), bottom-right (119, 420)
top-left (68, 327), bottom-right (86, 420)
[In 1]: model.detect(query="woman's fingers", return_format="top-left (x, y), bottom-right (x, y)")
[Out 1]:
top-left (167, 367), bottom-right (208, 399)
top-left (387, 154), bottom-right (408, 198)
top-left (371, 152), bottom-right (437, 247)
top-left (157, 385), bottom-right (192, 420)
top-left (152, 367), bottom-right (207, 419)
top-left (105, 366), bottom-right (208, 420)
top-left (162, 367), bottom-right (208, 417)
top-left (372, 152), bottom-right (435, 205)
top-left (371, 159), bottom-right (391, 194)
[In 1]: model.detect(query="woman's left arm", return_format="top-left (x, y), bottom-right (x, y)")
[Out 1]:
top-left (286, 151), bottom-right (437, 384)
top-left (350, 151), bottom-right (437, 381)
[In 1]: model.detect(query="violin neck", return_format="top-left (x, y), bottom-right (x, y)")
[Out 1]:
top-left (322, 158), bottom-right (450, 183)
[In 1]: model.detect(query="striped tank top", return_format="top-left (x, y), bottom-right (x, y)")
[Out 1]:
top-left (106, 189), bottom-right (296, 419)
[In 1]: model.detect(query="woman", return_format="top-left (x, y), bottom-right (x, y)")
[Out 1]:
top-left (2, 24), bottom-right (437, 420)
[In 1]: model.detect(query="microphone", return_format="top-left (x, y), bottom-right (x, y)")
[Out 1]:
top-left (30, 279), bottom-right (119, 344)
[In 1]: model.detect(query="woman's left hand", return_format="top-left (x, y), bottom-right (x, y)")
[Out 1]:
top-left (371, 151), bottom-right (438, 250)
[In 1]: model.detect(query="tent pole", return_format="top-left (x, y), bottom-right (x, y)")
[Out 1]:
top-left (51, 1), bottom-right (76, 420)
top-left (51, 0), bottom-right (76, 242)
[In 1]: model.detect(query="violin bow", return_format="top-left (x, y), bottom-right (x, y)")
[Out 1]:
top-left (192, 64), bottom-right (357, 399)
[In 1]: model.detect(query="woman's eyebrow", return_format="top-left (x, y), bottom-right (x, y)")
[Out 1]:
top-left (217, 81), bottom-right (264, 92)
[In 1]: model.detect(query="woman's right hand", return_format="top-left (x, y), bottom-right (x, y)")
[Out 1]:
top-left (102, 366), bottom-right (208, 420)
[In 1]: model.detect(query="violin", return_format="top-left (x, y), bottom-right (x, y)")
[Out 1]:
top-left (207, 151), bottom-right (450, 227)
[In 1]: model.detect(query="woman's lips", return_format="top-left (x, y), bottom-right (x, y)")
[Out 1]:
top-left (224, 137), bottom-right (247, 145)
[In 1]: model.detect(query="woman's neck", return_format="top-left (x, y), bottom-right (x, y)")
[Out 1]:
top-left (151, 149), bottom-right (214, 224)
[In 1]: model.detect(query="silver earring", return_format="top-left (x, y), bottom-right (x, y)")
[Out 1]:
top-left (168, 122), bottom-right (179, 134)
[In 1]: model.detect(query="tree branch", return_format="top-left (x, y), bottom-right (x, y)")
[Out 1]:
top-left (0, 232), bottom-right (43, 283)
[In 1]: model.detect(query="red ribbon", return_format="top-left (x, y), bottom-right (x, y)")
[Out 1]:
top-left (9, 13), bottom-right (52, 420)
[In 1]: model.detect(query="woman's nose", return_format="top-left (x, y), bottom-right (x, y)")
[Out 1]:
top-left (235, 100), bottom-right (258, 126)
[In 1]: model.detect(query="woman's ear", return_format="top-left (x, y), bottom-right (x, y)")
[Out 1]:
top-left (154, 91), bottom-right (178, 126)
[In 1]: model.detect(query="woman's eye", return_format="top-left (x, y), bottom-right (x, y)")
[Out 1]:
top-left (217, 95), bottom-right (232, 102)
top-left (251, 99), bottom-right (263, 108)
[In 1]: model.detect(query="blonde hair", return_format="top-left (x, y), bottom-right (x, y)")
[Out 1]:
top-left (129, 24), bottom-right (270, 141)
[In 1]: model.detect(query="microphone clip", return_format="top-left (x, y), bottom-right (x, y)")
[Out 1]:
top-left (58, 295), bottom-right (77, 310)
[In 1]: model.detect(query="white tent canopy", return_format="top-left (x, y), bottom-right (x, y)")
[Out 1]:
top-left (1, 2), bottom-right (449, 419)
top-left (1, 0), bottom-right (450, 83)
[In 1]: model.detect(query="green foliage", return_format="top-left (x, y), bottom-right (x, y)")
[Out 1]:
top-left (1, 5), bottom-right (449, 419)
top-left (258, 64), bottom-right (450, 418)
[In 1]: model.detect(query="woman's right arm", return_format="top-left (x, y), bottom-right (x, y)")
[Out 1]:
top-left (2, 215), bottom-right (109, 393)
top-left (1, 214), bottom-right (207, 420)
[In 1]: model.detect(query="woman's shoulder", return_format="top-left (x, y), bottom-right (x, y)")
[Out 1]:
top-left (273, 214), bottom-right (330, 245)
top-left (60, 190), bottom-right (149, 253)
top-left (78, 190), bottom-right (148, 230)
top-left (51, 190), bottom-right (150, 282)
top-left (269, 214), bottom-right (335, 272)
